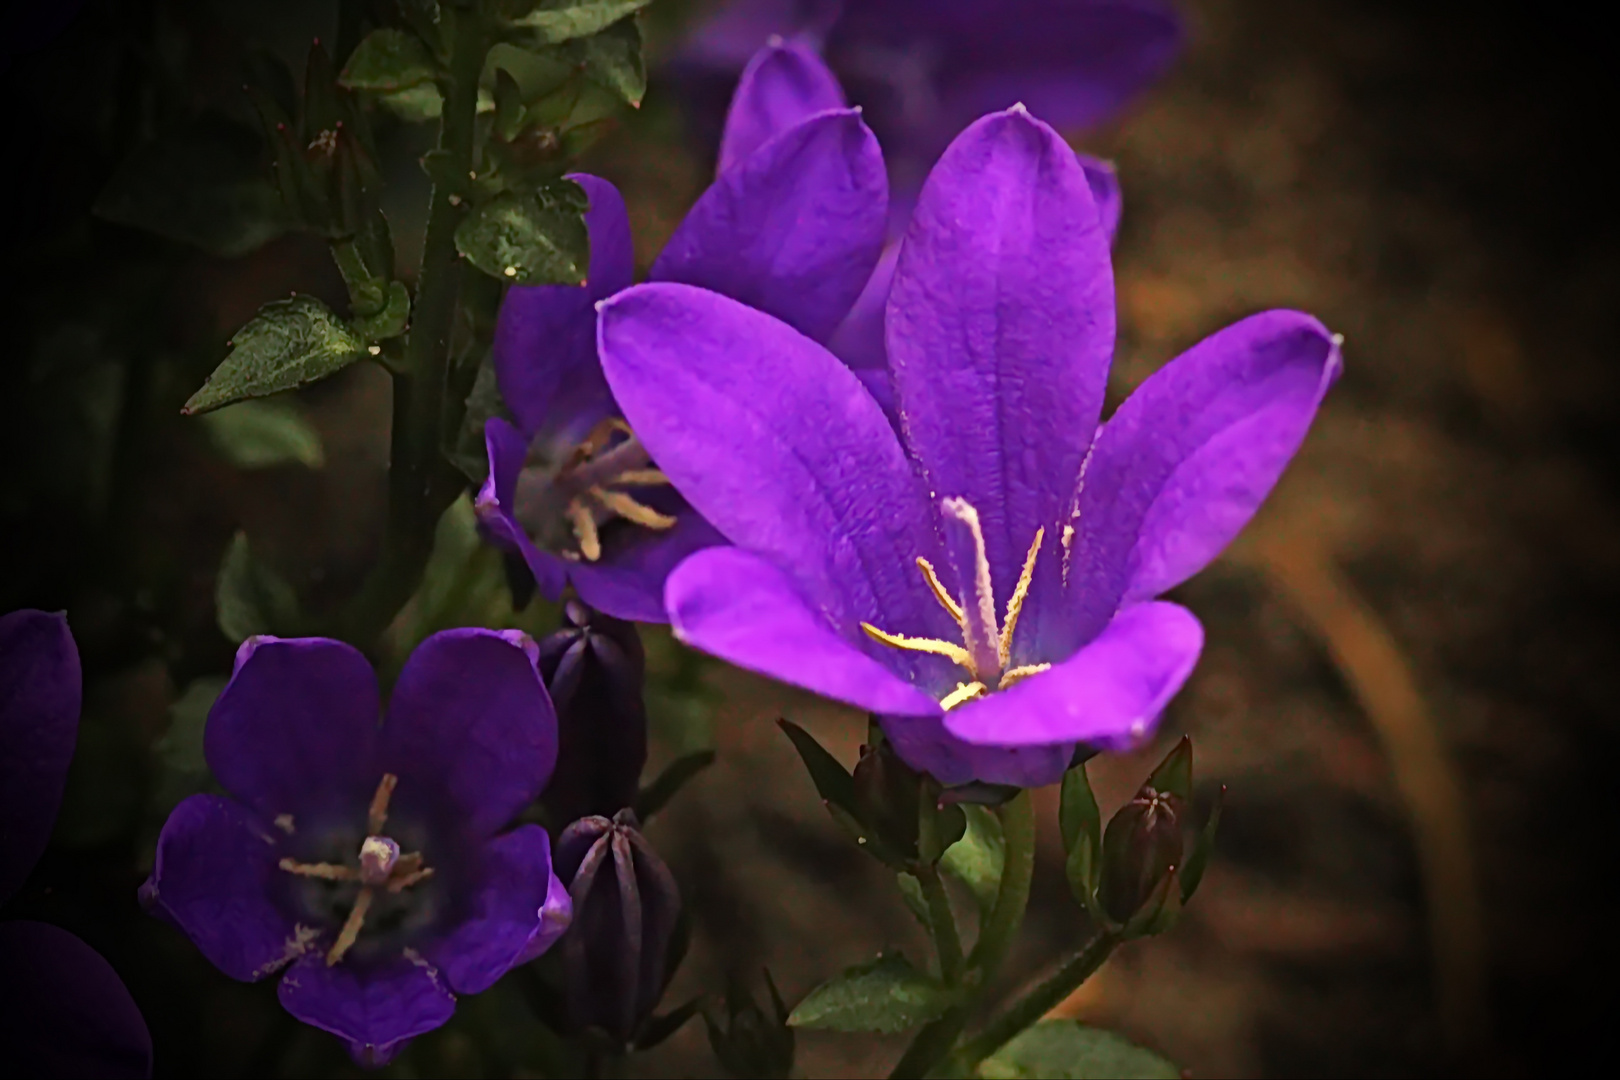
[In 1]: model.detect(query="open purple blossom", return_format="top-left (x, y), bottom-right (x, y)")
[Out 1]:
top-left (674, 0), bottom-right (1180, 211)
top-left (141, 629), bottom-right (571, 1066)
top-left (477, 90), bottom-right (890, 622)
top-left (0, 609), bottom-right (152, 1078)
top-left (597, 106), bottom-right (1340, 788)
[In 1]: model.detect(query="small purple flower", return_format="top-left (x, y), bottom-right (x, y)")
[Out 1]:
top-left (141, 629), bottom-right (571, 1066)
top-left (676, 0), bottom-right (1180, 209)
top-left (476, 94), bottom-right (890, 622)
top-left (596, 106), bottom-right (1339, 788)
top-left (0, 609), bottom-right (152, 1078)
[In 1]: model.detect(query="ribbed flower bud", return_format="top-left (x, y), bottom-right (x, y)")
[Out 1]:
top-left (1099, 783), bottom-right (1184, 924)
top-left (539, 602), bottom-right (648, 828)
top-left (556, 809), bottom-right (681, 1042)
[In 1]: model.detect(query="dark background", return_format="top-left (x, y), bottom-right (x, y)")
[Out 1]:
top-left (2, 1), bottom-right (1615, 1076)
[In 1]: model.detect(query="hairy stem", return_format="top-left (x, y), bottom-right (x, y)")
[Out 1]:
top-left (951, 931), bottom-right (1121, 1072)
top-left (970, 789), bottom-right (1035, 973)
top-left (919, 864), bottom-right (964, 986)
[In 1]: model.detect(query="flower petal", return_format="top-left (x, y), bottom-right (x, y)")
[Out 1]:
top-left (422, 825), bottom-right (567, 995)
top-left (599, 282), bottom-right (949, 640)
top-left (566, 505), bottom-right (728, 624)
top-left (1069, 311), bottom-right (1340, 628)
top-left (650, 109), bottom-right (888, 345)
top-left (476, 417), bottom-right (569, 601)
top-left (886, 106), bottom-right (1114, 602)
top-left (146, 794), bottom-right (304, 983)
top-left (1081, 155), bottom-right (1123, 242)
top-left (277, 950), bottom-right (455, 1065)
top-left (826, 242), bottom-right (897, 374)
top-left (380, 629), bottom-right (558, 839)
top-left (0, 609), bottom-right (79, 903)
top-left (880, 712), bottom-right (1073, 788)
top-left (944, 601), bottom-right (1203, 748)
top-left (204, 637), bottom-right (379, 822)
top-left (493, 175), bottom-right (632, 438)
top-left (515, 867), bottom-right (574, 966)
top-left (0, 921), bottom-right (152, 1079)
top-left (666, 547), bottom-right (942, 716)
top-left (719, 40), bottom-right (846, 175)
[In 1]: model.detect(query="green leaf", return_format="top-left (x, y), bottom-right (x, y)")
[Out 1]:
top-left (94, 117), bottom-right (292, 258)
top-left (353, 280), bottom-right (412, 341)
top-left (454, 186), bottom-right (588, 285)
top-left (896, 872), bottom-right (930, 926)
top-left (485, 42), bottom-right (576, 102)
top-left (787, 954), bottom-right (953, 1034)
top-left (978, 1022), bottom-right (1179, 1079)
top-left (942, 804), bottom-right (1005, 916)
top-left (380, 82), bottom-right (445, 121)
top-left (1179, 785), bottom-right (1225, 903)
top-left (184, 296), bottom-right (368, 415)
top-left (215, 532), bottom-right (302, 643)
top-left (1059, 758), bottom-right (1102, 857)
top-left (339, 28), bottom-right (438, 92)
top-left (501, 0), bottom-right (654, 44)
top-left (152, 677), bottom-right (227, 814)
top-left (199, 398), bottom-right (325, 469)
top-left (635, 749), bottom-right (717, 821)
top-left (577, 17), bottom-right (645, 106)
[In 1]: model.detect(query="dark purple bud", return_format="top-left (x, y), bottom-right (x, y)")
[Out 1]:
top-left (539, 602), bottom-right (648, 827)
top-left (1099, 785), bottom-right (1185, 926)
top-left (556, 809), bottom-right (681, 1043)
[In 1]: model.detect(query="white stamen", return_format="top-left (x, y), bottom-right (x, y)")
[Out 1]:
top-left (941, 497), bottom-right (1001, 680)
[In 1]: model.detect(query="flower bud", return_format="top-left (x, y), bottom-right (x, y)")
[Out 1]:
top-left (1099, 783), bottom-right (1184, 926)
top-left (705, 972), bottom-right (795, 1080)
top-left (539, 602), bottom-right (648, 827)
top-left (556, 809), bottom-right (681, 1043)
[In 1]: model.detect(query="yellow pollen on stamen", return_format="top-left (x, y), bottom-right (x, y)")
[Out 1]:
top-left (606, 469), bottom-right (671, 488)
top-left (860, 623), bottom-right (974, 668)
top-left (942, 498), bottom-right (1001, 679)
top-left (916, 557), bottom-right (965, 626)
top-left (998, 527), bottom-right (1045, 670)
top-left (387, 867), bottom-right (435, 893)
top-left (278, 859), bottom-right (357, 881)
top-left (567, 500), bottom-right (603, 561)
top-left (326, 887), bottom-right (374, 966)
top-left (940, 681), bottom-right (988, 710)
top-left (997, 663), bottom-right (1051, 690)
top-left (367, 773), bottom-right (398, 836)
top-left (588, 487), bottom-right (678, 530)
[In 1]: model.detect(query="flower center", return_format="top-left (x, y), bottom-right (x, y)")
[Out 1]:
top-left (278, 773), bottom-right (436, 966)
top-left (861, 497), bottom-right (1051, 710)
top-left (514, 417), bottom-right (677, 562)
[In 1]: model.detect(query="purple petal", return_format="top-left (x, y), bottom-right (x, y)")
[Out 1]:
top-left (422, 825), bottom-right (567, 995)
top-left (666, 547), bottom-right (942, 716)
top-left (277, 950), bottom-right (456, 1064)
top-left (146, 794), bottom-right (305, 983)
top-left (566, 508), bottom-right (728, 624)
top-left (1081, 155), bottom-right (1123, 242)
top-left (204, 637), bottom-right (379, 824)
top-left (380, 629), bottom-right (557, 839)
top-left (493, 175), bottom-right (632, 439)
top-left (679, 0), bottom-right (844, 69)
top-left (515, 867), bottom-right (573, 966)
top-left (598, 283), bottom-right (949, 641)
top-left (1069, 312), bottom-right (1340, 627)
top-left (0, 921), bottom-right (152, 1079)
top-left (880, 712), bottom-right (1073, 788)
top-left (826, 242), bottom-right (897, 374)
top-left (719, 40), bottom-right (846, 175)
top-left (0, 609), bottom-right (79, 903)
top-left (476, 417), bottom-right (569, 601)
top-left (886, 106), bottom-right (1114, 606)
top-left (650, 109), bottom-right (888, 345)
top-left (943, 602), bottom-right (1203, 748)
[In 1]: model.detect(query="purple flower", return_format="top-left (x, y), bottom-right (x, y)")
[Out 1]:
top-left (676, 0), bottom-right (1180, 208)
top-left (477, 96), bottom-right (890, 622)
top-left (0, 609), bottom-right (152, 1078)
top-left (596, 106), bottom-right (1340, 788)
top-left (141, 629), bottom-right (571, 1066)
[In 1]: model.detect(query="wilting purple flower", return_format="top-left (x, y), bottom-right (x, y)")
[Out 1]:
top-left (597, 106), bottom-right (1339, 788)
top-left (476, 93), bottom-right (890, 622)
top-left (675, 0), bottom-right (1180, 208)
top-left (141, 629), bottom-right (571, 1066)
top-left (556, 810), bottom-right (681, 1043)
top-left (538, 601), bottom-right (648, 828)
top-left (0, 609), bottom-right (152, 1078)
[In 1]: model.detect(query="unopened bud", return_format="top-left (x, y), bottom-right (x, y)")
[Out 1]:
top-left (1099, 785), bottom-right (1184, 925)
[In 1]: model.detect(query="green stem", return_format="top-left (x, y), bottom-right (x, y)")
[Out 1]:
top-left (951, 931), bottom-right (1121, 1072)
top-left (334, 11), bottom-right (485, 650)
top-left (889, 1005), bottom-right (971, 1080)
top-left (919, 865), bottom-right (964, 986)
top-left (969, 789), bottom-right (1036, 973)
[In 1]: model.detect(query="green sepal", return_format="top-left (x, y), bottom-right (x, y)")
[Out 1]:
top-left (1179, 785), bottom-right (1225, 904)
top-left (577, 16), bottom-right (645, 106)
top-left (1064, 829), bottom-right (1103, 918)
top-left (183, 295), bottom-right (368, 415)
top-left (301, 39), bottom-right (345, 142)
top-left (1059, 758), bottom-right (1102, 859)
top-left (941, 804), bottom-right (1006, 917)
top-left (633, 748), bottom-right (717, 821)
top-left (786, 952), bottom-right (954, 1034)
top-left (1119, 865), bottom-right (1181, 940)
top-left (1144, 735), bottom-right (1193, 801)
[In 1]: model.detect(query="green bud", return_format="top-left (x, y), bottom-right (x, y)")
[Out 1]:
top-left (1099, 784), bottom-right (1184, 926)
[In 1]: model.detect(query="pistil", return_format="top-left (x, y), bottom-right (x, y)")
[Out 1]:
top-left (521, 417), bottom-right (679, 562)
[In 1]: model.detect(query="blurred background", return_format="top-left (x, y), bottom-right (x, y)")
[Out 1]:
top-left (2, 1), bottom-right (1614, 1076)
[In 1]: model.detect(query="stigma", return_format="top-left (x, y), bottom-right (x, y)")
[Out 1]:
top-left (516, 417), bottom-right (677, 562)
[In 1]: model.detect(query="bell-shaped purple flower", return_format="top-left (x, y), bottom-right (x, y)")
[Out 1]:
top-left (538, 601), bottom-right (648, 828)
top-left (141, 629), bottom-right (572, 1066)
top-left (0, 610), bottom-right (153, 1078)
top-left (597, 106), bottom-right (1340, 788)
top-left (675, 0), bottom-right (1180, 211)
top-left (476, 69), bottom-right (891, 622)
top-left (556, 809), bottom-right (681, 1043)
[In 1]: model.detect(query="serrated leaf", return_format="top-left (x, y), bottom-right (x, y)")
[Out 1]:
top-left (340, 28), bottom-right (438, 92)
top-left (485, 42), bottom-right (575, 102)
top-left (942, 804), bottom-right (1005, 916)
top-left (502, 0), bottom-right (654, 44)
top-left (787, 954), bottom-right (952, 1034)
top-left (577, 18), bottom-right (645, 106)
top-left (94, 117), bottom-right (292, 258)
top-left (184, 296), bottom-right (367, 415)
top-left (978, 1022), bottom-right (1179, 1079)
top-left (454, 188), bottom-right (588, 285)
top-left (215, 532), bottom-right (302, 643)
top-left (199, 398), bottom-right (324, 469)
